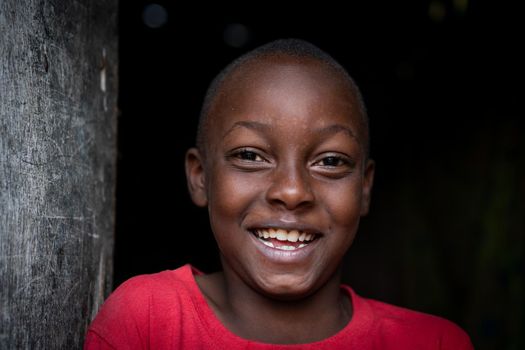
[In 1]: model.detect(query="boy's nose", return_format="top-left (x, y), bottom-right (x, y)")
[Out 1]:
top-left (265, 164), bottom-right (315, 210)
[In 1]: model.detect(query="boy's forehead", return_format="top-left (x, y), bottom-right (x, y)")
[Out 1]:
top-left (225, 56), bottom-right (351, 96)
top-left (211, 56), bottom-right (362, 125)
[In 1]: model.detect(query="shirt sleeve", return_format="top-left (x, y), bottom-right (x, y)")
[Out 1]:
top-left (84, 330), bottom-right (117, 350)
top-left (440, 321), bottom-right (475, 350)
top-left (83, 276), bottom-right (152, 350)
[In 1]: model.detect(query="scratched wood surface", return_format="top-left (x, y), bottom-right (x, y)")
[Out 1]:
top-left (0, 0), bottom-right (117, 348)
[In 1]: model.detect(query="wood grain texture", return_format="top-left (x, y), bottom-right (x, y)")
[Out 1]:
top-left (0, 0), bottom-right (118, 348)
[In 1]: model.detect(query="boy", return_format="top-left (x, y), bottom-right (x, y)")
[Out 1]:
top-left (85, 39), bottom-right (474, 349)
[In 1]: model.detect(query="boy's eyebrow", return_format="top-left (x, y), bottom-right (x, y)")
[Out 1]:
top-left (222, 121), bottom-right (270, 138)
top-left (223, 121), bottom-right (357, 140)
top-left (314, 124), bottom-right (357, 139)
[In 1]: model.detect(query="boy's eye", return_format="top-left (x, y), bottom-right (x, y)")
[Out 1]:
top-left (314, 155), bottom-right (349, 167)
top-left (231, 149), bottom-right (266, 162)
top-left (319, 156), bottom-right (345, 167)
top-left (311, 153), bottom-right (355, 178)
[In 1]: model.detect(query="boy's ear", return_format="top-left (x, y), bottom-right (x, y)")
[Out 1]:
top-left (185, 148), bottom-right (208, 207)
top-left (360, 159), bottom-right (375, 216)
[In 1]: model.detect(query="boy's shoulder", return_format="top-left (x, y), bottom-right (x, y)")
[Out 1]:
top-left (99, 264), bottom-right (196, 307)
top-left (347, 287), bottom-right (473, 349)
top-left (114, 264), bottom-right (195, 293)
top-left (85, 265), bottom-right (199, 349)
top-left (107, 264), bottom-right (202, 312)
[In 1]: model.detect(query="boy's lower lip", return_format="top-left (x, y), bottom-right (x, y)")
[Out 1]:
top-left (247, 230), bottom-right (319, 263)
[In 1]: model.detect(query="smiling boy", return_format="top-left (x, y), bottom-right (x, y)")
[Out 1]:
top-left (85, 39), bottom-right (473, 349)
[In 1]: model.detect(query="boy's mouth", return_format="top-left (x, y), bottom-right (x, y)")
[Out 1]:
top-left (251, 228), bottom-right (319, 251)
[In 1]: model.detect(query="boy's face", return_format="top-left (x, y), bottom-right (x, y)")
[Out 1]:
top-left (186, 56), bottom-right (374, 299)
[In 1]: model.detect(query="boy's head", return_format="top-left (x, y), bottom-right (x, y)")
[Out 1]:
top-left (186, 39), bottom-right (374, 300)
top-left (196, 39), bottom-right (369, 159)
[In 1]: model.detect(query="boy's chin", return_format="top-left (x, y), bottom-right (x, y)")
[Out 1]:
top-left (251, 273), bottom-right (322, 301)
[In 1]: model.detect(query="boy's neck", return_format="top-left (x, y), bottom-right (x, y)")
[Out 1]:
top-left (196, 264), bottom-right (352, 344)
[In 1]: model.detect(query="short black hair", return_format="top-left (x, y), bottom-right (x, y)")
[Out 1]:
top-left (196, 38), bottom-right (369, 155)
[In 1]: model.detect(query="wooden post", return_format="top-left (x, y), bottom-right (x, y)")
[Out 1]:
top-left (0, 0), bottom-right (118, 348)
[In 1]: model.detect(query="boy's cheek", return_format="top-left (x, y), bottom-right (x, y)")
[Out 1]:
top-left (209, 173), bottom-right (263, 211)
top-left (320, 182), bottom-right (363, 224)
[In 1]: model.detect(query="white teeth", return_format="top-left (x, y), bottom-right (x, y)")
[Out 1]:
top-left (257, 236), bottom-right (309, 250)
top-left (256, 228), bottom-right (317, 243)
top-left (277, 245), bottom-right (296, 251)
top-left (261, 240), bottom-right (274, 248)
top-left (275, 229), bottom-right (287, 241)
top-left (287, 230), bottom-right (299, 242)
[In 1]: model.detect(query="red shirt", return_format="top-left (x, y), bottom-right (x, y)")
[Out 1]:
top-left (85, 265), bottom-right (474, 349)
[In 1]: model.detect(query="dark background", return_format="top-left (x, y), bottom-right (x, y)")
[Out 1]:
top-left (116, 2), bottom-right (524, 349)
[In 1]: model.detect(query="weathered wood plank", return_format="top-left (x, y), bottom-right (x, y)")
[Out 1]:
top-left (0, 0), bottom-right (118, 348)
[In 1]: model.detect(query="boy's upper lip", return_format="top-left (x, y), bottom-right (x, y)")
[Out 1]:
top-left (246, 220), bottom-right (324, 236)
